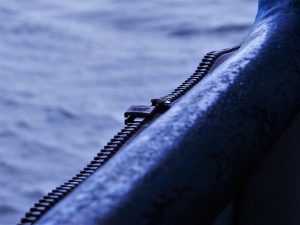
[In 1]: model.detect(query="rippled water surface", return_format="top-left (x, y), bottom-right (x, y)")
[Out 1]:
top-left (0, 0), bottom-right (257, 224)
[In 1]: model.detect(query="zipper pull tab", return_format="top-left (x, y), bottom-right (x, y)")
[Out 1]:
top-left (124, 98), bottom-right (171, 125)
top-left (124, 105), bottom-right (156, 124)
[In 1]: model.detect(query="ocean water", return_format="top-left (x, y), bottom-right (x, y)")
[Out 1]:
top-left (0, 0), bottom-right (257, 224)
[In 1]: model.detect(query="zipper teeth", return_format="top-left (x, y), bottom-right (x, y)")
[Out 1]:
top-left (18, 45), bottom-right (240, 225)
top-left (164, 45), bottom-right (240, 104)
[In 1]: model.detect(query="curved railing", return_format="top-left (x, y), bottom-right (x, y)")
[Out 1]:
top-left (19, 0), bottom-right (300, 224)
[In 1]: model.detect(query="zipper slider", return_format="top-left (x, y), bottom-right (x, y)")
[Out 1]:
top-left (151, 97), bottom-right (171, 111)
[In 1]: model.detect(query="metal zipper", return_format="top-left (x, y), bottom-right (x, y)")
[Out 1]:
top-left (19, 45), bottom-right (240, 225)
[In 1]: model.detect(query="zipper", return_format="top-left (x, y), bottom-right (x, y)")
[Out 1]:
top-left (19, 45), bottom-right (240, 225)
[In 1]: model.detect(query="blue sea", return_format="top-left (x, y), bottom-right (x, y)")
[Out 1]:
top-left (0, 0), bottom-right (257, 224)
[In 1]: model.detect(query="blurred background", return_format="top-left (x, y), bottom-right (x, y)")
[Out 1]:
top-left (0, 0), bottom-right (257, 224)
